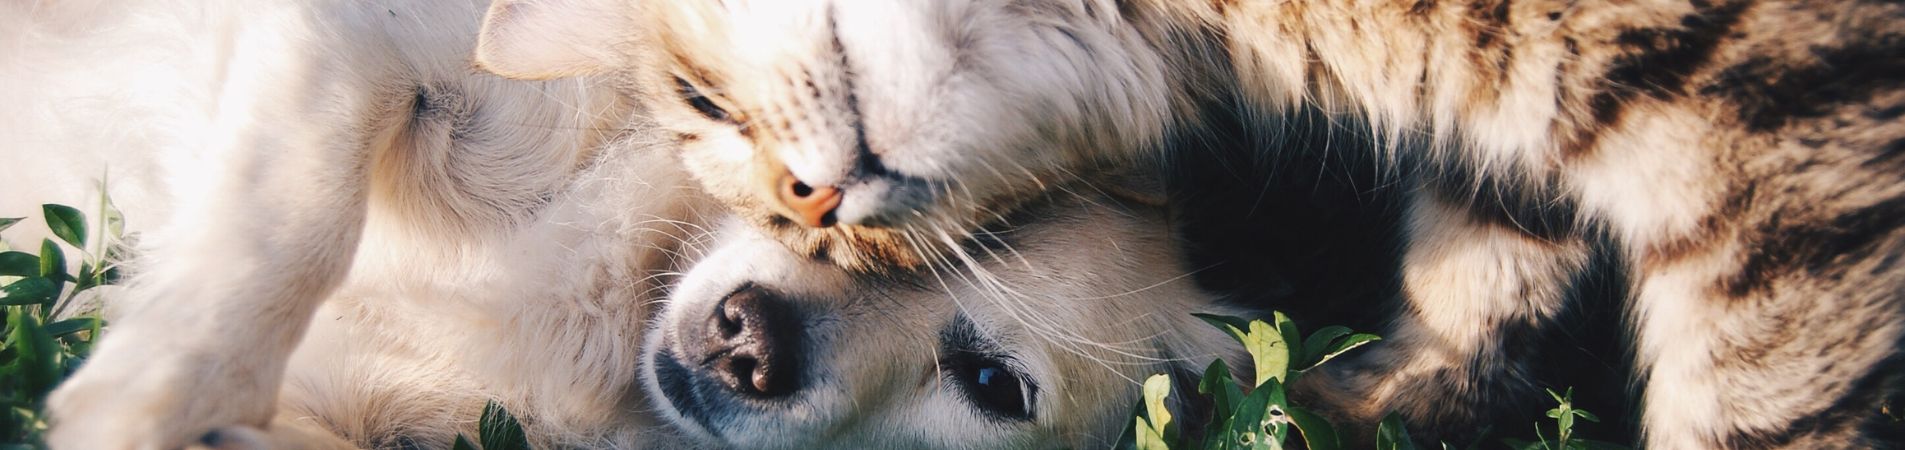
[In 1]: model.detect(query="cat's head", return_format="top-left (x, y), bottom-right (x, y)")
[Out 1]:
top-left (475, 0), bottom-right (1198, 272)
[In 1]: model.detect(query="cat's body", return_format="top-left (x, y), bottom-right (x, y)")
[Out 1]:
top-left (475, 0), bottom-right (1905, 446)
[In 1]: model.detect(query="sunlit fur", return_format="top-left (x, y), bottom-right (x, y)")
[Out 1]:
top-left (477, 0), bottom-right (1203, 273)
top-left (5, 1), bottom-right (1252, 448)
top-left (477, 0), bottom-right (1905, 446)
top-left (642, 189), bottom-right (1249, 449)
top-left (5, 0), bottom-right (687, 447)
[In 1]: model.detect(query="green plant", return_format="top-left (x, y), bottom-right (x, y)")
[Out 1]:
top-left (0, 189), bottom-right (127, 447)
top-left (1123, 312), bottom-right (1380, 450)
top-left (453, 400), bottom-right (532, 450)
top-left (1121, 313), bottom-right (1638, 450)
top-left (1500, 388), bottom-right (1628, 450)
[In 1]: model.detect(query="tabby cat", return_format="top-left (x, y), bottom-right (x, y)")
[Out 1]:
top-left (475, 0), bottom-right (1905, 446)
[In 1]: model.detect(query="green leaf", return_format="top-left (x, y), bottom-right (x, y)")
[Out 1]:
top-left (67, 316), bottom-right (104, 358)
top-left (38, 239), bottom-right (67, 289)
top-left (1195, 313), bottom-right (1293, 385)
top-left (478, 400), bottom-right (530, 450)
top-left (1192, 313), bottom-right (1252, 334)
top-left (44, 317), bottom-right (101, 338)
top-left (5, 310), bottom-right (63, 400)
top-left (1377, 412), bottom-right (1417, 450)
top-left (1, 278), bottom-right (58, 306)
top-left (1198, 358), bottom-right (1243, 448)
top-left (1228, 377), bottom-right (1289, 450)
top-left (1135, 416), bottom-right (1171, 450)
top-left (1245, 320), bottom-right (1291, 386)
top-left (452, 435), bottom-right (478, 450)
top-left (1287, 406), bottom-right (1341, 450)
top-left (1273, 312), bottom-right (1302, 362)
top-left (41, 205), bottom-right (85, 249)
top-left (1140, 373), bottom-right (1176, 445)
top-left (0, 218), bottom-right (21, 234)
top-left (1300, 326), bottom-right (1352, 368)
top-left (1310, 333), bottom-right (1380, 370)
top-left (74, 261), bottom-right (97, 293)
top-left (1198, 358), bottom-right (1241, 419)
top-left (98, 178), bottom-right (125, 241)
top-left (0, 252), bottom-right (38, 277)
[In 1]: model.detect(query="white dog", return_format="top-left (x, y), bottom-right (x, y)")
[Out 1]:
top-left (4, 1), bottom-right (1248, 448)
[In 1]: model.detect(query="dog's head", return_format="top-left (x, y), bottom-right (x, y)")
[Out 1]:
top-left (638, 190), bottom-right (1246, 448)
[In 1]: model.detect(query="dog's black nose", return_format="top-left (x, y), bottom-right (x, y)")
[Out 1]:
top-left (700, 285), bottom-right (802, 397)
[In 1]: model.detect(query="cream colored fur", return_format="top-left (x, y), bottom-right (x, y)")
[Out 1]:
top-left (4, 1), bottom-right (1252, 448)
top-left (642, 190), bottom-right (1248, 449)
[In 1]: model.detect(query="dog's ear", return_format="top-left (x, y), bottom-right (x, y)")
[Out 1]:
top-left (475, 0), bottom-right (633, 80)
top-left (1097, 165), bottom-right (1169, 209)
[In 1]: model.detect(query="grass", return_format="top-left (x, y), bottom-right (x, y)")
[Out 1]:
top-left (0, 194), bottom-right (1631, 450)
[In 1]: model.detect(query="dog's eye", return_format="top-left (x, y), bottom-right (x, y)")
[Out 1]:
top-left (674, 76), bottom-right (733, 123)
top-left (946, 352), bottom-right (1035, 421)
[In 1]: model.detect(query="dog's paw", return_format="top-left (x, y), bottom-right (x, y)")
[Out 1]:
top-left (188, 427), bottom-right (273, 450)
top-left (45, 328), bottom-right (283, 450)
top-left (187, 419), bottom-right (362, 450)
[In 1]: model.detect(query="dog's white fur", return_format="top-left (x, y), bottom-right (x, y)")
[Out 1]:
top-left (6, 0), bottom-right (681, 447)
top-left (642, 191), bottom-right (1247, 449)
top-left (5, 1), bottom-right (1250, 448)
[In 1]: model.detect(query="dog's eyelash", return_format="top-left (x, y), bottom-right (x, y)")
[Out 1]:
top-left (938, 315), bottom-right (1037, 421)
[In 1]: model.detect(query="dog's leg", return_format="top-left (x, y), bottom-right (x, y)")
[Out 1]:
top-left (192, 419), bottom-right (360, 450)
top-left (45, 10), bottom-right (401, 449)
top-left (1296, 190), bottom-right (1592, 443)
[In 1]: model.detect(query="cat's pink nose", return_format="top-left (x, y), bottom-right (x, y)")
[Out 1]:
top-left (777, 172), bottom-right (841, 228)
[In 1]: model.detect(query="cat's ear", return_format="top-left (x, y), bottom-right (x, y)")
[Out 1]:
top-left (475, 0), bottom-right (634, 80)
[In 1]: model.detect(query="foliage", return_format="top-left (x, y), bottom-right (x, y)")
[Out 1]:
top-left (1121, 312), bottom-right (1379, 450)
top-left (1122, 313), bottom-right (1629, 450)
top-left (0, 188), bottom-right (127, 448)
top-left (1500, 388), bottom-right (1629, 450)
top-left (453, 400), bottom-right (532, 450)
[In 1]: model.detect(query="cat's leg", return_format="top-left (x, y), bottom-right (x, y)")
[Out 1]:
top-left (44, 12), bottom-right (401, 450)
top-left (1296, 189), bottom-right (1593, 443)
top-left (1634, 213), bottom-right (1904, 448)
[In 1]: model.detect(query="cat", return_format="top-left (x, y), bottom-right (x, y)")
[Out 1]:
top-left (473, 0), bottom-right (1905, 446)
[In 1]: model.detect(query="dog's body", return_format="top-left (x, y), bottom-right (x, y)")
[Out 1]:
top-left (8, 1), bottom-right (1252, 448)
top-left (8, 0), bottom-right (698, 447)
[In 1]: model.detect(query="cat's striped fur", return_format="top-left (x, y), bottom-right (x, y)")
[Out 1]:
top-left (473, 0), bottom-right (1904, 447)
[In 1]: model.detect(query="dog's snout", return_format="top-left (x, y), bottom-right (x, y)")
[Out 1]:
top-left (700, 286), bottom-right (803, 397)
top-left (774, 169), bottom-right (841, 228)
